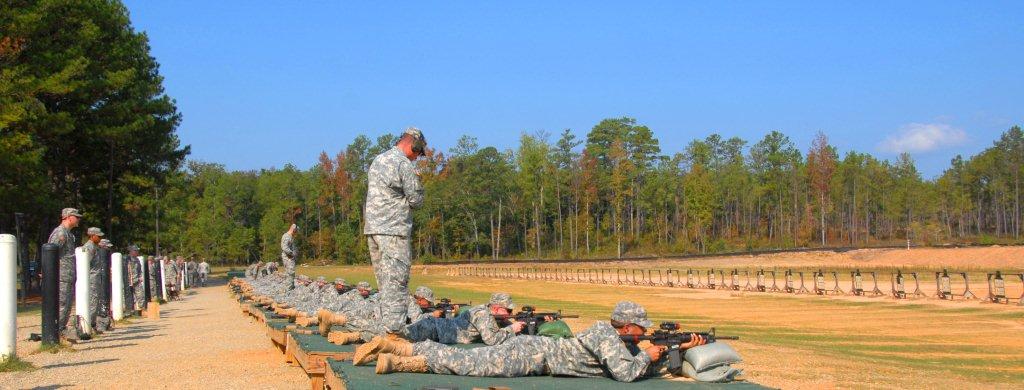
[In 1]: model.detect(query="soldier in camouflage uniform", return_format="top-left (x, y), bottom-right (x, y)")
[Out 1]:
top-left (364, 127), bottom-right (426, 336)
top-left (47, 207), bottom-right (83, 342)
top-left (362, 301), bottom-right (707, 382)
top-left (81, 228), bottom-right (104, 333)
top-left (281, 224), bottom-right (298, 281)
top-left (128, 246), bottom-right (145, 312)
top-left (91, 237), bottom-right (113, 331)
top-left (148, 256), bottom-right (161, 301)
top-left (404, 292), bottom-right (521, 345)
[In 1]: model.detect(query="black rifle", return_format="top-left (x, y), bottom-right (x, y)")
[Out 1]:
top-left (421, 298), bottom-right (470, 317)
top-left (493, 305), bottom-right (579, 335)
top-left (619, 322), bottom-right (738, 375)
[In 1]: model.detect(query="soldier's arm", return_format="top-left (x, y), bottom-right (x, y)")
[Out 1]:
top-left (400, 161), bottom-right (424, 209)
top-left (470, 309), bottom-right (514, 345)
top-left (579, 325), bottom-right (652, 382)
top-left (280, 236), bottom-right (295, 256)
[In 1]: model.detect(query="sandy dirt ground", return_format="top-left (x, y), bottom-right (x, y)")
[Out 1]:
top-left (2, 278), bottom-right (307, 389)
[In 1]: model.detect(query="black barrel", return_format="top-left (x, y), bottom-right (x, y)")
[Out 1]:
top-left (96, 247), bottom-right (110, 318)
top-left (40, 244), bottom-right (59, 345)
top-left (142, 258), bottom-right (151, 306)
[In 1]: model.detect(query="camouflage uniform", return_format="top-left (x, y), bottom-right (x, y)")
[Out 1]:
top-left (406, 293), bottom-right (516, 345)
top-left (198, 261), bottom-right (210, 286)
top-left (148, 257), bottom-right (161, 300)
top-left (83, 232), bottom-right (102, 331)
top-left (364, 135), bottom-right (425, 334)
top-left (47, 210), bottom-right (80, 336)
top-left (281, 229), bottom-right (297, 278)
top-left (131, 256), bottom-right (146, 310)
top-left (411, 301), bottom-right (657, 382)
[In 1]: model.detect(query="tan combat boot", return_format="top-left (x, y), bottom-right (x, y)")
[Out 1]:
top-left (295, 314), bottom-right (316, 327)
top-left (375, 354), bottom-right (427, 374)
top-left (353, 335), bottom-right (413, 365)
top-left (327, 332), bottom-right (362, 345)
top-left (318, 310), bottom-right (348, 337)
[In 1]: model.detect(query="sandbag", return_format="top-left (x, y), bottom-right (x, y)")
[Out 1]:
top-left (683, 342), bottom-right (742, 372)
top-left (536, 320), bottom-right (574, 339)
top-left (682, 361), bottom-right (743, 383)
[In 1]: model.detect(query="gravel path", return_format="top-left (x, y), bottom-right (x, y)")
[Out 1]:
top-left (2, 278), bottom-right (308, 389)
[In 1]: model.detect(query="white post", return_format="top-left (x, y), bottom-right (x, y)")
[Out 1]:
top-left (180, 262), bottom-right (186, 291)
top-left (111, 252), bottom-right (124, 321)
top-left (75, 247), bottom-right (92, 334)
top-left (0, 235), bottom-right (16, 360)
top-left (160, 259), bottom-right (168, 301)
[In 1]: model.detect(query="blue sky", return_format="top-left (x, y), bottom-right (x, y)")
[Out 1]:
top-left (123, 1), bottom-right (1023, 178)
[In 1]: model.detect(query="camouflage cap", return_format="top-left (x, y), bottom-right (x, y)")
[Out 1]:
top-left (316, 276), bottom-right (326, 283)
top-left (610, 301), bottom-right (653, 328)
top-left (99, 239), bottom-right (112, 248)
top-left (334, 278), bottom-right (346, 285)
top-left (87, 227), bottom-right (104, 237)
top-left (488, 292), bottom-right (515, 310)
top-left (357, 281), bottom-right (371, 289)
top-left (404, 126), bottom-right (423, 140)
top-left (61, 208), bottom-right (84, 218)
top-left (414, 286), bottom-right (435, 303)
top-left (127, 245), bottom-right (140, 252)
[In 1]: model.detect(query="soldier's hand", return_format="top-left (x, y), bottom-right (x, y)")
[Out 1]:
top-left (431, 310), bottom-right (443, 318)
top-left (645, 345), bottom-right (666, 361)
top-left (543, 315), bottom-right (554, 322)
top-left (679, 333), bottom-right (706, 349)
top-left (510, 321), bottom-right (525, 334)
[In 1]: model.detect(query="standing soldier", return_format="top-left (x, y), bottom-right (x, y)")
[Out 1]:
top-left (84, 228), bottom-right (110, 332)
top-left (198, 259), bottom-right (210, 287)
top-left (364, 127), bottom-right (426, 337)
top-left (281, 223), bottom-right (298, 282)
top-left (47, 207), bottom-right (83, 342)
top-left (127, 245), bottom-right (144, 313)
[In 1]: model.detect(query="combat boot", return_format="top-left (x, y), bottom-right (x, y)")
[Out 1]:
top-left (295, 314), bottom-right (316, 327)
top-left (327, 331), bottom-right (362, 345)
top-left (353, 335), bottom-right (413, 365)
top-left (318, 310), bottom-right (348, 336)
top-left (375, 354), bottom-right (427, 374)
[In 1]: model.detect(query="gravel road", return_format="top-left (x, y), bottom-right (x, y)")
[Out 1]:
top-left (2, 278), bottom-right (308, 389)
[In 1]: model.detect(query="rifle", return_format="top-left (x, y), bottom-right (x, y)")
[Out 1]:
top-left (422, 298), bottom-right (470, 316)
top-left (493, 305), bottom-right (580, 335)
top-left (619, 322), bottom-right (738, 375)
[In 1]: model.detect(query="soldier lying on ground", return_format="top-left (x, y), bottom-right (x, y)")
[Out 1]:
top-left (403, 292), bottom-right (525, 346)
top-left (354, 301), bottom-right (707, 383)
top-left (321, 285), bottom-right (439, 344)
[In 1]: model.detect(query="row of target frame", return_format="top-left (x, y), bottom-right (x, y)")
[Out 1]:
top-left (448, 266), bottom-right (1024, 305)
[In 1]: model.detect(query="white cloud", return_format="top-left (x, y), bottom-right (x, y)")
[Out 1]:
top-left (878, 123), bottom-right (968, 153)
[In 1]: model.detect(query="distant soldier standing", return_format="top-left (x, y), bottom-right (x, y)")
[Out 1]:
top-left (47, 207), bottom-right (83, 342)
top-left (198, 259), bottom-right (210, 287)
top-left (86, 229), bottom-right (112, 332)
top-left (281, 223), bottom-right (298, 282)
top-left (128, 246), bottom-right (145, 312)
top-left (364, 127), bottom-right (426, 337)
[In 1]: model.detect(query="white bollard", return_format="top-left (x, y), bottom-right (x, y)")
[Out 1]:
top-left (160, 259), bottom-right (168, 301)
top-left (180, 262), bottom-right (186, 291)
top-left (111, 252), bottom-right (124, 321)
top-left (0, 234), bottom-right (17, 360)
top-left (75, 247), bottom-right (92, 335)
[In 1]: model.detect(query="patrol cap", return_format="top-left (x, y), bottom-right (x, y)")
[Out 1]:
top-left (334, 278), bottom-right (346, 285)
top-left (610, 301), bottom-right (653, 328)
top-left (291, 223), bottom-right (298, 231)
top-left (316, 276), bottom-right (326, 283)
top-left (87, 227), bottom-right (104, 237)
top-left (99, 239), bottom-right (112, 248)
top-left (357, 281), bottom-right (371, 289)
top-left (61, 208), bottom-right (84, 218)
top-left (414, 286), bottom-right (435, 303)
top-left (127, 245), bottom-right (140, 252)
top-left (488, 292), bottom-right (515, 310)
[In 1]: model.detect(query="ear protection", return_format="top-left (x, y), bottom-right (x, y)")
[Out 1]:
top-left (411, 135), bottom-right (427, 155)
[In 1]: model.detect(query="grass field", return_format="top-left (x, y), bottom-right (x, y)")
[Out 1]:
top-left (286, 261), bottom-right (1024, 390)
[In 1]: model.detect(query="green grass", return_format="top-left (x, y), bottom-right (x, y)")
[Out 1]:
top-left (34, 342), bottom-right (76, 354)
top-left (16, 303), bottom-right (40, 316)
top-left (0, 356), bottom-right (36, 372)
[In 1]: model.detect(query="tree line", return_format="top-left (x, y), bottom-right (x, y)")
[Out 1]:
top-left (141, 122), bottom-right (1021, 265)
top-left (2, 1), bottom-right (1021, 266)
